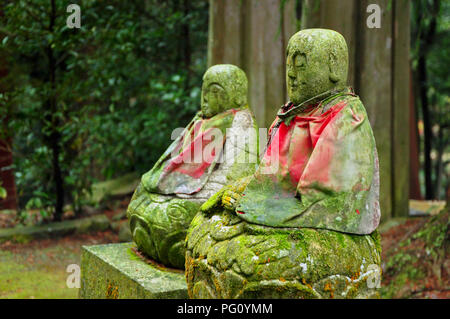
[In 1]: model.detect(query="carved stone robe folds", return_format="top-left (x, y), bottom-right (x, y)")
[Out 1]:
top-left (236, 88), bottom-right (380, 235)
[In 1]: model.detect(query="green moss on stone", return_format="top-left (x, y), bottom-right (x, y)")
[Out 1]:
top-left (186, 208), bottom-right (382, 299)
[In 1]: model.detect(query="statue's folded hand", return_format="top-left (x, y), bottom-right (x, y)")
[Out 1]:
top-left (221, 188), bottom-right (242, 210)
top-left (222, 175), bottom-right (253, 211)
top-left (200, 176), bottom-right (253, 214)
top-left (200, 187), bottom-right (225, 214)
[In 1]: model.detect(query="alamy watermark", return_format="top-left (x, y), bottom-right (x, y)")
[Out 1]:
top-left (366, 264), bottom-right (382, 289)
top-left (64, 4), bottom-right (382, 31)
top-left (367, 4), bottom-right (381, 29)
top-left (66, 264), bottom-right (80, 288)
top-left (168, 123), bottom-right (280, 174)
top-left (66, 4), bottom-right (81, 29)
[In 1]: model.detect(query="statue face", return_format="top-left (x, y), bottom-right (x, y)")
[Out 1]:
top-left (286, 42), bottom-right (330, 105)
top-left (286, 29), bottom-right (348, 105)
top-left (201, 81), bottom-right (230, 118)
top-left (200, 64), bottom-right (248, 117)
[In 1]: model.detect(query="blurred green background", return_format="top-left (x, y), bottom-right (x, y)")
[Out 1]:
top-left (0, 0), bottom-right (209, 220)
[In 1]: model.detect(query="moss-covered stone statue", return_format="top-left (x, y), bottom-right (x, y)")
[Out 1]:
top-left (185, 29), bottom-right (382, 298)
top-left (127, 64), bottom-right (258, 269)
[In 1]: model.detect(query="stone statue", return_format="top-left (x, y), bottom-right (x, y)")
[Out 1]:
top-left (127, 64), bottom-right (258, 269)
top-left (185, 29), bottom-right (382, 298)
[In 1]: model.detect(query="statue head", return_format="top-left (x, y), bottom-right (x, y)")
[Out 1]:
top-left (286, 29), bottom-right (348, 105)
top-left (201, 64), bottom-right (248, 118)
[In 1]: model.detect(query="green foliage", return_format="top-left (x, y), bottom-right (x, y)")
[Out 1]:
top-left (411, 0), bottom-right (450, 199)
top-left (381, 209), bottom-right (448, 298)
top-left (0, 0), bottom-right (208, 219)
top-left (0, 247), bottom-right (78, 298)
top-left (0, 186), bottom-right (6, 199)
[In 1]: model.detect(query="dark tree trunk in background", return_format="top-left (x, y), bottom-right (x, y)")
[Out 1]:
top-left (0, 138), bottom-right (17, 210)
top-left (47, 0), bottom-right (64, 220)
top-left (415, 0), bottom-right (440, 200)
top-left (182, 0), bottom-right (191, 88)
top-left (418, 54), bottom-right (433, 199)
top-left (434, 128), bottom-right (444, 199)
top-left (391, 0), bottom-right (412, 216)
top-left (0, 9), bottom-right (17, 210)
top-left (409, 67), bottom-right (422, 199)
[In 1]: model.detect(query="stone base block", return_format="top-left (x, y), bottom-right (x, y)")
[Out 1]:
top-left (80, 242), bottom-right (188, 299)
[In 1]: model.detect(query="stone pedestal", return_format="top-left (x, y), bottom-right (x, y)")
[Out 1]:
top-left (80, 242), bottom-right (188, 299)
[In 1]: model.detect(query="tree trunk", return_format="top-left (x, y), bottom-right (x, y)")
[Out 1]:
top-left (409, 67), bottom-right (422, 199)
top-left (415, 0), bottom-right (440, 200)
top-left (182, 0), bottom-right (191, 89)
top-left (418, 53), bottom-right (433, 199)
top-left (0, 138), bottom-right (17, 210)
top-left (434, 129), bottom-right (444, 200)
top-left (0, 13), bottom-right (18, 211)
top-left (48, 0), bottom-right (64, 220)
top-left (392, 0), bottom-right (411, 216)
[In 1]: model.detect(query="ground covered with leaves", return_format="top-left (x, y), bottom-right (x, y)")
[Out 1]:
top-left (0, 205), bottom-right (448, 299)
top-left (0, 230), bottom-right (119, 298)
top-left (380, 208), bottom-right (449, 298)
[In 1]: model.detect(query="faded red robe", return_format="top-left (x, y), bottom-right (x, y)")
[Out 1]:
top-left (143, 108), bottom-right (240, 195)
